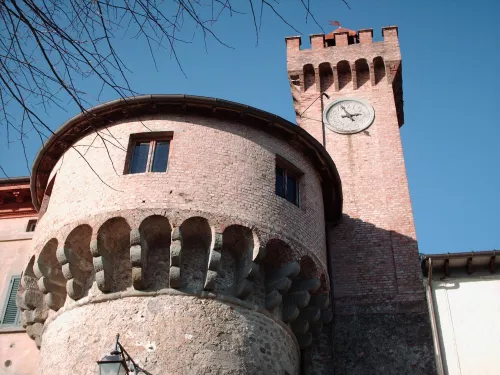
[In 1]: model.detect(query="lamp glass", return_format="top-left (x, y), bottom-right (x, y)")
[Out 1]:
top-left (97, 354), bottom-right (129, 375)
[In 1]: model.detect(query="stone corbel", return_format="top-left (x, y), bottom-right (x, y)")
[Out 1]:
top-left (204, 231), bottom-right (222, 291)
top-left (265, 290), bottom-right (282, 310)
top-left (43, 292), bottom-right (65, 311)
top-left (298, 293), bottom-right (332, 342)
top-left (18, 256), bottom-right (48, 349)
top-left (293, 306), bottom-right (320, 348)
top-left (169, 228), bottom-right (182, 288)
top-left (91, 239), bottom-right (113, 293)
top-left (235, 237), bottom-right (262, 299)
top-left (34, 260), bottom-right (66, 311)
top-left (285, 276), bottom-right (326, 346)
top-left (130, 228), bottom-right (148, 290)
top-left (26, 322), bottom-right (44, 348)
top-left (283, 277), bottom-right (320, 321)
top-left (264, 261), bottom-right (300, 312)
top-left (57, 246), bottom-right (93, 300)
top-left (235, 261), bottom-right (260, 299)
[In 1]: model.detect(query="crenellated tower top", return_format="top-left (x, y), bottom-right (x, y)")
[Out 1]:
top-left (285, 26), bottom-right (399, 50)
top-left (286, 26), bottom-right (403, 133)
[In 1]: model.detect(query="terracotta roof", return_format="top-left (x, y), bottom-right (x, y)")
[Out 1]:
top-left (325, 27), bottom-right (357, 40)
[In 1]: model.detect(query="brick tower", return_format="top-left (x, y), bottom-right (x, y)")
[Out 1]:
top-left (286, 27), bottom-right (437, 374)
top-left (18, 95), bottom-right (343, 375)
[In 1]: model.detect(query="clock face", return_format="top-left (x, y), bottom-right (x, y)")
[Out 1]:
top-left (323, 98), bottom-right (375, 134)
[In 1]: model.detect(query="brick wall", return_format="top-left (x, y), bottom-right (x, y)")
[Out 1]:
top-left (33, 114), bottom-right (328, 272)
top-left (286, 26), bottom-right (424, 313)
top-left (26, 112), bottom-right (337, 375)
top-left (286, 27), bottom-right (436, 374)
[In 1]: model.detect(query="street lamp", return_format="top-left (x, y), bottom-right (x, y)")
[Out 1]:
top-left (97, 334), bottom-right (152, 375)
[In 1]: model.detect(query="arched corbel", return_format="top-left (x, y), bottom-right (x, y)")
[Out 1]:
top-left (169, 228), bottom-right (182, 288)
top-left (91, 239), bottom-right (113, 293)
top-left (204, 230), bottom-right (222, 291)
top-left (130, 228), bottom-right (148, 290)
top-left (57, 245), bottom-right (93, 299)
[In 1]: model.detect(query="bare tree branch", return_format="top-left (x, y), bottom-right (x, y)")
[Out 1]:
top-left (0, 0), bottom-right (348, 190)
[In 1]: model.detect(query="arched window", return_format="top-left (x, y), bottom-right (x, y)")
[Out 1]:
top-left (303, 64), bottom-right (315, 91)
top-left (217, 225), bottom-right (254, 295)
top-left (96, 217), bottom-right (131, 292)
top-left (355, 59), bottom-right (370, 88)
top-left (337, 61), bottom-right (352, 90)
top-left (63, 224), bottom-right (93, 300)
top-left (319, 63), bottom-right (334, 92)
top-left (373, 56), bottom-right (386, 84)
top-left (179, 217), bottom-right (211, 291)
top-left (139, 215), bottom-right (171, 290)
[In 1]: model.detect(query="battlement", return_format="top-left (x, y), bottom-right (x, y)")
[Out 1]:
top-left (285, 26), bottom-right (398, 51)
top-left (286, 25), bottom-right (403, 126)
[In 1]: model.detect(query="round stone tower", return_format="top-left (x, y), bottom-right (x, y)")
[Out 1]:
top-left (18, 95), bottom-right (342, 374)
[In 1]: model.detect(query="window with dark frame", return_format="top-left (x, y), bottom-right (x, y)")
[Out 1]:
top-left (26, 219), bottom-right (37, 232)
top-left (1, 276), bottom-right (21, 327)
top-left (127, 134), bottom-right (172, 174)
top-left (275, 158), bottom-right (301, 207)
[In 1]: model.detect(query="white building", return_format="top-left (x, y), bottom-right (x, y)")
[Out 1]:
top-left (422, 251), bottom-right (500, 375)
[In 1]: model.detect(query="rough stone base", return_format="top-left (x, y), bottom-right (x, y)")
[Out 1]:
top-left (333, 313), bottom-right (436, 375)
top-left (38, 293), bottom-right (300, 375)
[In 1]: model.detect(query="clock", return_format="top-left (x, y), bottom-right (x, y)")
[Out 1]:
top-left (323, 98), bottom-right (375, 134)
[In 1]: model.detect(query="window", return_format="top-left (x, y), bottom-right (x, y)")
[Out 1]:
top-left (26, 219), bottom-right (37, 232)
top-left (275, 157), bottom-right (301, 207)
top-left (127, 134), bottom-right (172, 174)
top-left (1, 276), bottom-right (21, 327)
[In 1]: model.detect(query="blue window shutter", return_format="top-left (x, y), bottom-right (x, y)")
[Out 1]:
top-left (1, 276), bottom-right (21, 326)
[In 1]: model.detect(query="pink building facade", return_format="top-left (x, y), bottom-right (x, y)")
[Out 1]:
top-left (0, 178), bottom-right (39, 374)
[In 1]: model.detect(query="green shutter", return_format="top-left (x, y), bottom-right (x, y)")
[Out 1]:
top-left (1, 276), bottom-right (21, 326)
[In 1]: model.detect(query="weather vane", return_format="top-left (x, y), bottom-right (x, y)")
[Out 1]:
top-left (329, 20), bottom-right (341, 27)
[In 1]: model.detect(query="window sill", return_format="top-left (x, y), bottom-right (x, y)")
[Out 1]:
top-left (0, 326), bottom-right (25, 333)
top-left (123, 171), bottom-right (169, 176)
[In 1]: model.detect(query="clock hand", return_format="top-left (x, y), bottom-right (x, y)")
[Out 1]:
top-left (341, 114), bottom-right (355, 122)
top-left (340, 105), bottom-right (354, 121)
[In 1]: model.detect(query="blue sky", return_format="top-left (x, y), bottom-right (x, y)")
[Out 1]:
top-left (1, 0), bottom-right (499, 254)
